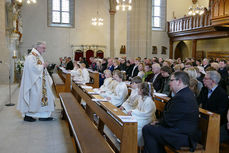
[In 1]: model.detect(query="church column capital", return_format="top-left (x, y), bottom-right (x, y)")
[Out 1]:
top-left (109, 10), bottom-right (116, 15)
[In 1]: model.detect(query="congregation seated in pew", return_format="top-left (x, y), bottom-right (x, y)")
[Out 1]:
top-left (71, 62), bottom-right (90, 84)
top-left (97, 69), bottom-right (118, 94)
top-left (101, 70), bottom-right (128, 107)
top-left (120, 76), bottom-right (142, 113)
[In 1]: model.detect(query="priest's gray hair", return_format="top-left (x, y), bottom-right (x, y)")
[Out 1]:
top-left (34, 41), bottom-right (46, 48)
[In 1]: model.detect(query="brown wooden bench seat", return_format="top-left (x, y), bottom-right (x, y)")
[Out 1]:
top-left (59, 92), bottom-right (114, 153)
top-left (71, 83), bottom-right (138, 153)
top-left (86, 70), bottom-right (100, 88)
top-left (153, 96), bottom-right (220, 153)
top-left (52, 68), bottom-right (71, 97)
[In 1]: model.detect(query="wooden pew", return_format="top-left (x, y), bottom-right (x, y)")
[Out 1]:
top-left (59, 92), bottom-right (114, 153)
top-left (153, 95), bottom-right (220, 153)
top-left (86, 70), bottom-right (100, 88)
top-left (71, 83), bottom-right (138, 153)
top-left (52, 67), bottom-right (71, 97)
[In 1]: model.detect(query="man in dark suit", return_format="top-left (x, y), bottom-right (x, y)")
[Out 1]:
top-left (65, 57), bottom-right (74, 70)
top-left (197, 70), bottom-right (229, 143)
top-left (130, 58), bottom-right (140, 78)
top-left (143, 71), bottom-right (199, 153)
top-left (149, 63), bottom-right (163, 92)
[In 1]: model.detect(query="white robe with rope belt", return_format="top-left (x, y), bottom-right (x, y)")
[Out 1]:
top-left (17, 48), bottom-right (55, 118)
top-left (131, 96), bottom-right (156, 146)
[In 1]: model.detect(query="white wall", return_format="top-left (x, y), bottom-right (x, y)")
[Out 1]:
top-left (115, 10), bottom-right (127, 57)
top-left (19, 0), bottom-right (213, 63)
top-left (167, 0), bottom-right (209, 21)
top-left (19, 0), bottom-right (110, 64)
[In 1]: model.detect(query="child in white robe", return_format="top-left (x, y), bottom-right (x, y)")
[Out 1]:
top-left (99, 69), bottom-right (118, 93)
top-left (71, 62), bottom-right (83, 82)
top-left (120, 76), bottom-right (142, 113)
top-left (80, 63), bottom-right (90, 84)
top-left (129, 82), bottom-right (156, 147)
top-left (104, 70), bottom-right (128, 107)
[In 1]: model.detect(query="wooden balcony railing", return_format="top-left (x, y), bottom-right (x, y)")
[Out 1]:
top-left (168, 11), bottom-right (211, 33)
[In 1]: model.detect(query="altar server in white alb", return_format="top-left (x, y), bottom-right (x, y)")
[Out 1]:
top-left (17, 41), bottom-right (55, 122)
top-left (130, 82), bottom-right (156, 147)
top-left (105, 70), bottom-right (128, 107)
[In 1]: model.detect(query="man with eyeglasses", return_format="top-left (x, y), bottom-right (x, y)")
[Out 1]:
top-left (143, 71), bottom-right (199, 153)
top-left (197, 70), bottom-right (229, 143)
top-left (17, 41), bottom-right (55, 122)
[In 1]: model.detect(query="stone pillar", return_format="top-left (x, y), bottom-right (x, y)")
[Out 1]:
top-left (127, 0), bottom-right (152, 58)
top-left (192, 39), bottom-right (197, 59)
top-left (169, 39), bottom-right (173, 59)
top-left (109, 10), bottom-right (115, 57)
top-left (0, 0), bottom-right (10, 84)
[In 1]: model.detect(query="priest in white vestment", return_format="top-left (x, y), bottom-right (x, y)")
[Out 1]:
top-left (130, 83), bottom-right (156, 147)
top-left (17, 41), bottom-right (55, 122)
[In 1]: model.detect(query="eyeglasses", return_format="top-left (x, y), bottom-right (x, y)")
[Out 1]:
top-left (169, 79), bottom-right (177, 82)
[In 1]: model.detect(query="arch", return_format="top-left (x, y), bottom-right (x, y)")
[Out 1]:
top-left (174, 41), bottom-right (189, 60)
top-left (86, 50), bottom-right (94, 65)
top-left (96, 50), bottom-right (104, 59)
top-left (74, 50), bottom-right (83, 61)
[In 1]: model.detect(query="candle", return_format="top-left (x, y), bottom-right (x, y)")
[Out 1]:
top-left (13, 50), bottom-right (16, 57)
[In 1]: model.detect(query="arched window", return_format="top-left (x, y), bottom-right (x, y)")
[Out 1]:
top-left (152, 0), bottom-right (166, 31)
top-left (48, 0), bottom-right (74, 28)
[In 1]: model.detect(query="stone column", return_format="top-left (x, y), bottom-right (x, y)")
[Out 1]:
top-left (169, 39), bottom-right (174, 59)
top-left (192, 39), bottom-right (197, 59)
top-left (109, 10), bottom-right (115, 57)
top-left (127, 0), bottom-right (152, 58)
top-left (0, 0), bottom-right (10, 84)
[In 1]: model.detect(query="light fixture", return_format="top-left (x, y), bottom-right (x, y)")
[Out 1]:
top-left (16, 0), bottom-right (37, 4)
top-left (187, 0), bottom-right (204, 16)
top-left (91, 15), bottom-right (104, 26)
top-left (116, 0), bottom-right (132, 11)
top-left (91, 0), bottom-right (104, 26)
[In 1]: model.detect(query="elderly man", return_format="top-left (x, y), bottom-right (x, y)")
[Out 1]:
top-left (149, 63), bottom-right (163, 92)
top-left (143, 71), bottom-right (199, 153)
top-left (197, 70), bottom-right (229, 142)
top-left (17, 41), bottom-right (55, 122)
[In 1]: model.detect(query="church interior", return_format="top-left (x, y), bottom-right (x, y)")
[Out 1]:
top-left (1, 0), bottom-right (229, 153)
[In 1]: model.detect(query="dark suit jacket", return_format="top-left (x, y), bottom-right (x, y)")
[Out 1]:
top-left (197, 86), bottom-right (229, 125)
top-left (131, 65), bottom-right (139, 78)
top-left (66, 60), bottom-right (74, 70)
top-left (149, 73), bottom-right (163, 92)
top-left (160, 87), bottom-right (199, 134)
top-left (108, 65), bottom-right (114, 72)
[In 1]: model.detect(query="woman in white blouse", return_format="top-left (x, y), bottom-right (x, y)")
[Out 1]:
top-left (105, 70), bottom-right (128, 107)
top-left (129, 82), bottom-right (156, 147)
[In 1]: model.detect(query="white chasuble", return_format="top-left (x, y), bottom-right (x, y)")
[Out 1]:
top-left (17, 48), bottom-right (55, 118)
